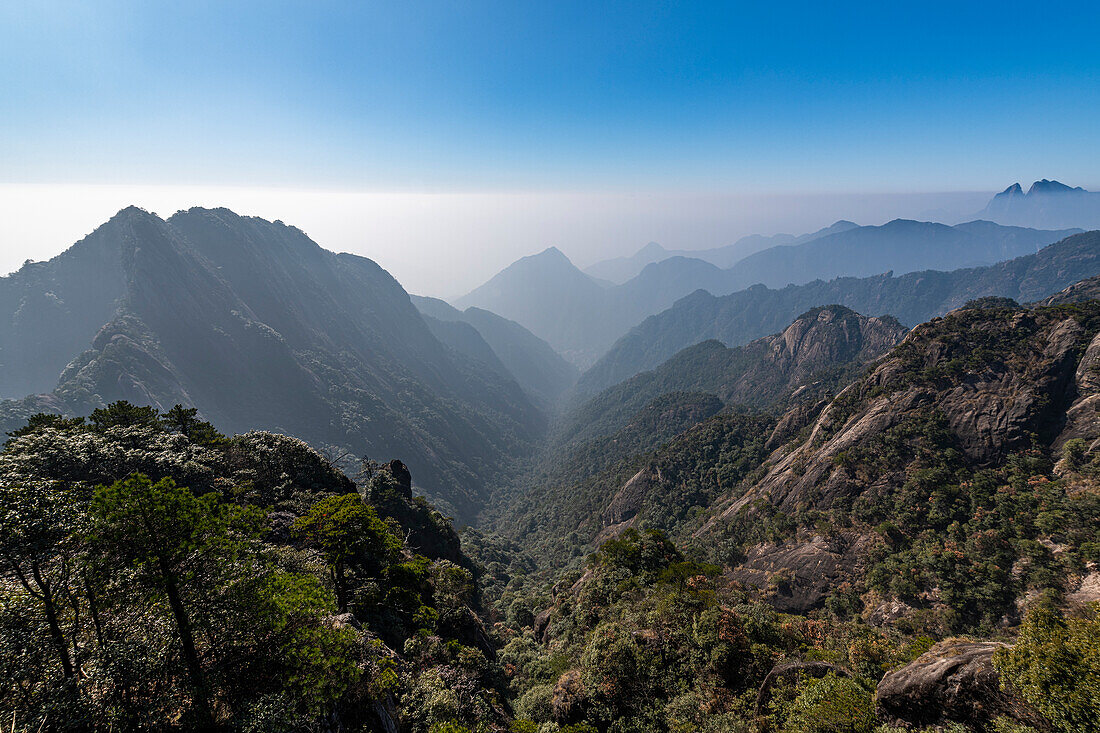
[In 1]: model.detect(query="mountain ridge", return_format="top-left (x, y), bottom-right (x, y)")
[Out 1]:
top-left (457, 219), bottom-right (1079, 366)
top-left (579, 229), bottom-right (1100, 393)
top-left (0, 206), bottom-right (545, 520)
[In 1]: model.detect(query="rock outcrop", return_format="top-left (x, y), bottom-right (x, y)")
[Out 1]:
top-left (718, 305), bottom-right (1090, 519)
top-left (875, 640), bottom-right (1048, 730)
top-left (695, 298), bottom-right (1100, 612)
top-left (725, 532), bottom-right (872, 613)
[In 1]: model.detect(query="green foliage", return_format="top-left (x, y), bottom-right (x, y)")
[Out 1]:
top-left (993, 604), bottom-right (1100, 732)
top-left (293, 493), bottom-right (401, 610)
top-left (245, 572), bottom-right (361, 712)
top-left (780, 674), bottom-right (875, 733)
top-left (0, 403), bottom-right (511, 731)
top-left (161, 404), bottom-right (226, 446)
top-left (88, 400), bottom-right (161, 431)
top-left (91, 474), bottom-right (266, 575)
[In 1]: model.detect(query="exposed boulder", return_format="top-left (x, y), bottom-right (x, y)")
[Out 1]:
top-left (551, 669), bottom-right (588, 724)
top-left (601, 466), bottom-right (660, 526)
top-left (875, 640), bottom-right (1049, 730)
top-left (725, 532), bottom-right (871, 613)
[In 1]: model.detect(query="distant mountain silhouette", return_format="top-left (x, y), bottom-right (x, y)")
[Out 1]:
top-left (457, 220), bottom-right (1078, 367)
top-left (578, 230), bottom-right (1100, 393)
top-left (0, 207), bottom-right (544, 519)
top-left (725, 219), bottom-right (1080, 289)
top-left (971, 179), bottom-right (1100, 229)
top-left (581, 220), bottom-right (860, 284)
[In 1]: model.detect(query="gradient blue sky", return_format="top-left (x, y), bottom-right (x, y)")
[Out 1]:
top-left (2, 1), bottom-right (1099, 293)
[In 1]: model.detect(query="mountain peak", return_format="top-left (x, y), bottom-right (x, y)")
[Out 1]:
top-left (636, 241), bottom-right (667, 258)
top-left (994, 183), bottom-right (1024, 199)
top-left (1027, 179), bottom-right (1086, 196)
top-left (107, 205), bottom-right (162, 226)
top-left (532, 246), bottom-right (571, 263)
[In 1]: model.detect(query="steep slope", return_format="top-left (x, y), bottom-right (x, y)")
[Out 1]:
top-left (0, 207), bottom-right (544, 520)
top-left (686, 298), bottom-right (1100, 619)
top-left (560, 306), bottom-right (906, 447)
top-left (497, 307), bottom-right (905, 566)
top-left (580, 230), bottom-right (1100, 393)
top-left (411, 295), bottom-right (578, 404)
top-left (0, 215), bottom-right (132, 398)
top-left (973, 179), bottom-right (1100, 229)
top-left (420, 314), bottom-right (514, 382)
top-left (495, 391), bottom-right (732, 566)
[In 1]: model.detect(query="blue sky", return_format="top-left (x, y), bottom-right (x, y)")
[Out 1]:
top-left (4, 0), bottom-right (1099, 191)
top-left (2, 1), bottom-right (1099, 294)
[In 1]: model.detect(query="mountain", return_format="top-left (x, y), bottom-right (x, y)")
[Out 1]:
top-left (579, 230), bottom-right (1100, 393)
top-left (496, 305), bottom-right (906, 567)
top-left (582, 241), bottom-right (670, 283)
top-left (684, 296), bottom-right (1100, 619)
top-left (452, 247), bottom-right (615, 365)
top-left (0, 207), bottom-right (544, 520)
top-left (558, 305), bottom-right (907, 448)
top-left (419, 313), bottom-right (514, 382)
top-left (724, 219), bottom-right (1080, 289)
top-left (972, 179), bottom-right (1100, 230)
top-left (460, 221), bottom-right (1075, 367)
top-left (526, 292), bottom-right (1100, 619)
top-left (691, 219), bottom-right (861, 269)
top-left (581, 221), bottom-right (860, 284)
top-left (411, 295), bottom-right (578, 405)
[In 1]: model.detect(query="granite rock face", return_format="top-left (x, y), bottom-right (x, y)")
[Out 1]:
top-left (724, 532), bottom-right (872, 613)
top-left (698, 299), bottom-right (1100, 612)
top-left (875, 640), bottom-right (1048, 730)
top-left (724, 307), bottom-right (1090, 518)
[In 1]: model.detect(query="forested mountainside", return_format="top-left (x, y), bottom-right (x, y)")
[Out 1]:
top-left (535, 293), bottom-right (1100, 612)
top-left (457, 221), bottom-right (1076, 366)
top-left (490, 306), bottom-right (905, 571)
top-left (478, 292), bottom-right (1100, 731)
top-left (412, 295), bottom-right (578, 406)
top-left (0, 207), bottom-right (543, 521)
top-left (0, 404), bottom-right (516, 731)
top-left (580, 230), bottom-right (1100, 394)
top-left (6, 299), bottom-right (1100, 731)
top-left (12, 402), bottom-right (1096, 732)
top-left (558, 306), bottom-right (906, 449)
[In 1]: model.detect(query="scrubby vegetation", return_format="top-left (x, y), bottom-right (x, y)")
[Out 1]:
top-left (0, 403), bottom-right (509, 730)
top-left (7, 294), bottom-right (1100, 731)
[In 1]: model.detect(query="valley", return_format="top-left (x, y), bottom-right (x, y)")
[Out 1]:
top-left (4, 184), bottom-right (1100, 731)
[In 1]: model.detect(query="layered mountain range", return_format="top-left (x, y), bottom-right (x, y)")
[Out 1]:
top-left (582, 220), bottom-right (860, 283)
top-left (502, 281), bottom-right (1100, 627)
top-left (6, 197), bottom-right (1100, 731)
top-left (497, 305), bottom-right (910, 563)
top-left (457, 218), bottom-right (1079, 365)
top-left (580, 230), bottom-right (1100, 393)
top-left (411, 295), bottom-right (577, 407)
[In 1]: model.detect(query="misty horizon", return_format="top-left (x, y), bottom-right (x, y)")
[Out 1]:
top-left (0, 184), bottom-right (1047, 296)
